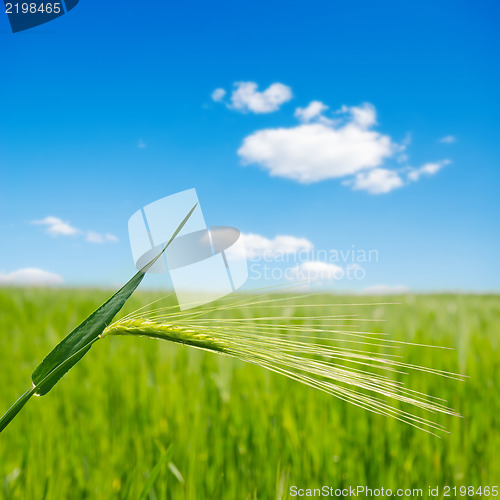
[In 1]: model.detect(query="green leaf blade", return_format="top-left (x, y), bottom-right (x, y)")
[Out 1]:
top-left (31, 270), bottom-right (145, 387)
top-left (31, 203), bottom-right (198, 394)
top-left (34, 341), bottom-right (96, 396)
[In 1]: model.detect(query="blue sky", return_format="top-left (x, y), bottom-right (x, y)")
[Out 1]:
top-left (0, 0), bottom-right (499, 292)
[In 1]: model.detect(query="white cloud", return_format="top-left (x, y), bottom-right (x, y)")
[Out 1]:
top-left (211, 88), bottom-right (226, 102)
top-left (294, 101), bottom-right (329, 123)
top-left (241, 233), bottom-right (313, 259)
top-left (228, 81), bottom-right (292, 113)
top-left (361, 284), bottom-right (409, 295)
top-left (339, 102), bottom-right (377, 128)
top-left (0, 268), bottom-right (64, 286)
top-left (289, 261), bottom-right (343, 282)
top-left (231, 88), bottom-right (450, 193)
top-left (407, 160), bottom-right (450, 182)
top-left (438, 135), bottom-right (456, 144)
top-left (347, 168), bottom-right (405, 195)
top-left (137, 139), bottom-right (146, 149)
top-left (31, 216), bottom-right (80, 236)
top-left (401, 132), bottom-right (412, 146)
top-left (239, 103), bottom-right (395, 183)
top-left (86, 231), bottom-right (119, 244)
top-left (346, 159), bottom-right (450, 194)
top-left (104, 233), bottom-right (119, 243)
top-left (32, 216), bottom-right (118, 244)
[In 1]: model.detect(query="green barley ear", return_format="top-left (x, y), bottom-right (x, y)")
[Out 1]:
top-left (0, 204), bottom-right (198, 434)
top-left (101, 318), bottom-right (227, 353)
top-left (101, 303), bottom-right (464, 436)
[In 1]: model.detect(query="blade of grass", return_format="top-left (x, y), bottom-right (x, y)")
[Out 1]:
top-left (138, 446), bottom-right (173, 500)
top-left (1, 335), bottom-right (103, 432)
top-left (31, 271), bottom-right (146, 393)
top-left (32, 202), bottom-right (198, 394)
top-left (0, 203), bottom-right (198, 433)
top-left (0, 387), bottom-right (36, 434)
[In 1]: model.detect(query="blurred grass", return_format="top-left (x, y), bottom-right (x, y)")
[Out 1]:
top-left (0, 288), bottom-right (498, 499)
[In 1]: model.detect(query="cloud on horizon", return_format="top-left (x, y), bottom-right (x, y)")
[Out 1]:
top-left (31, 216), bottom-right (118, 244)
top-left (0, 268), bottom-right (64, 286)
top-left (86, 231), bottom-right (119, 244)
top-left (289, 261), bottom-right (344, 281)
top-left (32, 216), bottom-right (80, 236)
top-left (240, 233), bottom-right (313, 259)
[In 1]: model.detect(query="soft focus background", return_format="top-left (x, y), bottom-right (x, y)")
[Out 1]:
top-left (0, 289), bottom-right (498, 499)
top-left (1, 1), bottom-right (499, 498)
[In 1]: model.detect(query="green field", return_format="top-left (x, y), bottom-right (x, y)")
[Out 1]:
top-left (0, 289), bottom-right (498, 499)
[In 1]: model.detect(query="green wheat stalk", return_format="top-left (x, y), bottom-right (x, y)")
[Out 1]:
top-left (0, 203), bottom-right (199, 434)
top-left (0, 203), bottom-right (464, 436)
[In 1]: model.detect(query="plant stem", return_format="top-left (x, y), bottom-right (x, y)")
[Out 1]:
top-left (0, 387), bottom-right (36, 434)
